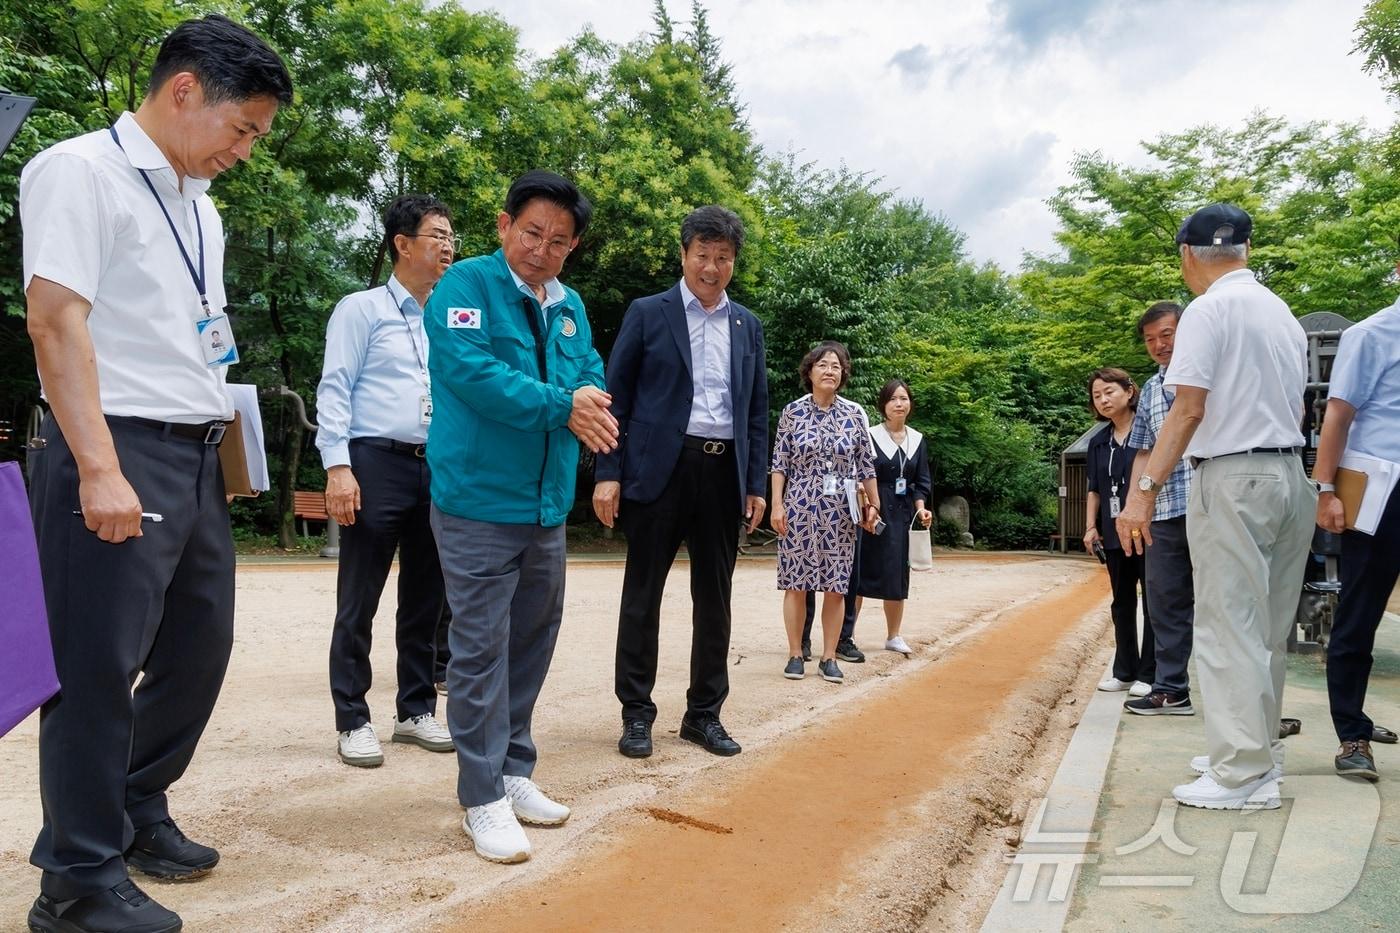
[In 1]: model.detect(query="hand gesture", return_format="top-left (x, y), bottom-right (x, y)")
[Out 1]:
top-left (78, 468), bottom-right (143, 543)
top-left (568, 386), bottom-right (619, 454)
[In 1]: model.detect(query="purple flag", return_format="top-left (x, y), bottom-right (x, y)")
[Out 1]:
top-left (0, 460), bottom-right (57, 736)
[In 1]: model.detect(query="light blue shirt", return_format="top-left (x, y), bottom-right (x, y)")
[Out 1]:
top-left (678, 277), bottom-right (733, 438)
top-left (316, 275), bottom-right (430, 468)
top-left (1329, 297), bottom-right (1400, 464)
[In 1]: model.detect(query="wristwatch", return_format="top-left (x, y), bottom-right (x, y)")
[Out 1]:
top-left (1138, 473), bottom-right (1163, 494)
top-left (1316, 482), bottom-right (1336, 494)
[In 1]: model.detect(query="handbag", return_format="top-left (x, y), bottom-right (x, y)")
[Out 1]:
top-left (0, 460), bottom-right (58, 736)
top-left (908, 513), bottom-right (933, 572)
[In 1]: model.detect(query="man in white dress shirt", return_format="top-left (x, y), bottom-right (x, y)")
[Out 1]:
top-left (317, 194), bottom-right (456, 767)
top-left (21, 16), bottom-right (290, 933)
top-left (1118, 203), bottom-right (1314, 811)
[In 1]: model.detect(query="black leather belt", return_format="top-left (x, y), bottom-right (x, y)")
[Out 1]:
top-left (356, 436), bottom-right (427, 458)
top-left (1190, 446), bottom-right (1302, 469)
top-left (111, 415), bottom-right (230, 445)
top-left (682, 435), bottom-right (732, 455)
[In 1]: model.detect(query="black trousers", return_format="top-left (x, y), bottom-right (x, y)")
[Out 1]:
top-left (1143, 516), bottom-right (1194, 696)
top-left (329, 438), bottom-right (444, 732)
top-left (615, 442), bottom-right (740, 723)
top-left (1329, 485), bottom-right (1400, 742)
top-left (801, 539), bottom-right (860, 644)
top-left (1104, 546), bottom-right (1155, 684)
top-left (27, 415), bottom-right (235, 900)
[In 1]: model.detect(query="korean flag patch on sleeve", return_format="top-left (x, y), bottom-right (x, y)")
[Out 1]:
top-left (448, 307), bottom-right (482, 329)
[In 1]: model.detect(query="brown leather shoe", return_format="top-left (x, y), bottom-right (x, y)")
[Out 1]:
top-left (1335, 739), bottom-right (1379, 781)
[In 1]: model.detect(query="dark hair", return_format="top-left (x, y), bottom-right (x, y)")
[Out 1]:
top-left (877, 379), bottom-right (912, 419)
top-left (504, 170), bottom-right (593, 238)
top-left (799, 341), bottom-right (851, 393)
top-left (681, 205), bottom-right (745, 254)
top-left (148, 15), bottom-right (293, 105)
top-left (383, 194), bottom-right (453, 264)
top-left (1086, 367), bottom-right (1138, 420)
top-left (1136, 300), bottom-right (1183, 339)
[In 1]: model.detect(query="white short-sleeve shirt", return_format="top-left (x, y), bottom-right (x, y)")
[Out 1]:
top-left (1165, 268), bottom-right (1307, 459)
top-left (20, 111), bottom-right (233, 423)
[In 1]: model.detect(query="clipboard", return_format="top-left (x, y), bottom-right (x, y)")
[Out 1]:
top-left (1334, 467), bottom-right (1366, 530)
top-left (0, 92), bottom-right (38, 157)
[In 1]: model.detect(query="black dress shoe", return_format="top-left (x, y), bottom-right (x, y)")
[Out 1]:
top-left (126, 819), bottom-right (219, 881)
top-left (28, 879), bottom-right (181, 932)
top-left (1374, 725), bottom-right (1398, 744)
top-left (618, 719), bottom-right (653, 758)
top-left (801, 640), bottom-right (812, 662)
top-left (679, 715), bottom-right (741, 756)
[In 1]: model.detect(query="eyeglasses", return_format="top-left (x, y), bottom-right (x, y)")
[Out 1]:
top-left (516, 227), bottom-right (574, 259)
top-left (405, 232), bottom-right (461, 253)
top-left (812, 362), bottom-right (845, 373)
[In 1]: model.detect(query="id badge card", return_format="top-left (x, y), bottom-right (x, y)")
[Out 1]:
top-left (822, 473), bottom-right (839, 496)
top-left (1109, 495), bottom-right (1121, 518)
top-left (196, 314), bottom-right (239, 367)
top-left (419, 395), bottom-right (433, 425)
top-left (895, 477), bottom-right (908, 495)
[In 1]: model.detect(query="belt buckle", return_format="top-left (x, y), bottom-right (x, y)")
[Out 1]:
top-left (203, 422), bottom-right (228, 445)
top-left (414, 444), bottom-right (426, 459)
top-left (703, 440), bottom-right (726, 455)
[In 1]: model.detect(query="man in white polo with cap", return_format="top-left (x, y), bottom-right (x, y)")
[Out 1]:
top-left (1118, 203), bottom-right (1314, 810)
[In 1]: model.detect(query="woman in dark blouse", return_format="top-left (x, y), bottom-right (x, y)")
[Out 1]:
top-left (1083, 367), bottom-right (1155, 695)
top-left (855, 379), bottom-right (932, 655)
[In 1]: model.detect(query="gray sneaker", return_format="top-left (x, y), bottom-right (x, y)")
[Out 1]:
top-left (818, 659), bottom-right (843, 683)
top-left (784, 656), bottom-right (805, 680)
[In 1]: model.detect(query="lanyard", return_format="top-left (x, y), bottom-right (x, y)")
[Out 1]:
top-left (1107, 435), bottom-right (1125, 494)
top-left (889, 429), bottom-right (912, 478)
top-left (386, 286), bottom-right (427, 381)
top-left (108, 126), bottom-right (210, 315)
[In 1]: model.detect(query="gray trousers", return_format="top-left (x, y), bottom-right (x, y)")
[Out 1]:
top-left (1144, 516), bottom-right (1194, 695)
top-left (431, 506), bottom-right (565, 807)
top-left (1188, 453), bottom-right (1314, 788)
top-left (27, 415), bottom-right (234, 899)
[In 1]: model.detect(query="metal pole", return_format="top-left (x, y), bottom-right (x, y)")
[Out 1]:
top-left (273, 386), bottom-right (339, 559)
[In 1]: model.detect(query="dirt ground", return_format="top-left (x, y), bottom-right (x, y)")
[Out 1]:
top-left (0, 552), bottom-right (1105, 932)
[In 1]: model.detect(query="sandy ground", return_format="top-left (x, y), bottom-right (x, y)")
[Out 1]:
top-left (0, 552), bottom-right (1103, 932)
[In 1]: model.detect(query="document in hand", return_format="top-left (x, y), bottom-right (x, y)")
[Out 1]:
top-left (219, 384), bottom-right (271, 497)
top-left (1338, 451), bottom-right (1400, 535)
top-left (0, 460), bottom-right (58, 736)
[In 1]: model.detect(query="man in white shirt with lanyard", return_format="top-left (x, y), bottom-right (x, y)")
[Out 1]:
top-left (20, 16), bottom-right (291, 933)
top-left (317, 194), bottom-right (456, 767)
top-left (1311, 243), bottom-right (1400, 782)
top-left (1118, 203), bottom-right (1314, 811)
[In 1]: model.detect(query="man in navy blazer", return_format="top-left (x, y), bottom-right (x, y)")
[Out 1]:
top-left (594, 205), bottom-right (768, 758)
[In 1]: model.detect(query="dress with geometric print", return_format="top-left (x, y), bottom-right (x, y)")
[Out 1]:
top-left (771, 395), bottom-right (876, 593)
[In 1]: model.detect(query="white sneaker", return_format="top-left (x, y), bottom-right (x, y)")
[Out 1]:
top-left (463, 797), bottom-right (531, 863)
top-left (337, 724), bottom-right (383, 767)
top-left (504, 775), bottom-right (571, 825)
top-left (1128, 681), bottom-right (1152, 697)
top-left (1097, 677), bottom-right (1131, 692)
top-left (392, 713), bottom-right (453, 752)
top-left (1173, 773), bottom-right (1281, 810)
top-left (1189, 755), bottom-right (1284, 783)
top-left (885, 636), bottom-right (912, 655)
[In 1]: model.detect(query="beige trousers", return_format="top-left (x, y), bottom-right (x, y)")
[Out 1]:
top-left (1187, 452), bottom-right (1316, 788)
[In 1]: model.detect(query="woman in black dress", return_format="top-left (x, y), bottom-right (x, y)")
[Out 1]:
top-left (854, 379), bottom-right (932, 654)
top-left (1083, 367), bottom-right (1155, 695)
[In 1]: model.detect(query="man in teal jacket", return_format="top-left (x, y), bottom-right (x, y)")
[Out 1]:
top-left (424, 171), bottom-right (616, 864)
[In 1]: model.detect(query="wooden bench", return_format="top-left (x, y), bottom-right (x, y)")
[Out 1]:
top-left (293, 490), bottom-right (329, 536)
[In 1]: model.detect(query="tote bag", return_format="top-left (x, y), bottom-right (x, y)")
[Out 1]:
top-left (0, 460), bottom-right (58, 736)
top-left (909, 515), bottom-right (933, 572)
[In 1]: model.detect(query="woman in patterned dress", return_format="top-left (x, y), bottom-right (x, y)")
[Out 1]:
top-left (770, 342), bottom-right (879, 683)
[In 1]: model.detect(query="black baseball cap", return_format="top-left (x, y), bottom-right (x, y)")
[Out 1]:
top-left (1175, 203), bottom-right (1252, 247)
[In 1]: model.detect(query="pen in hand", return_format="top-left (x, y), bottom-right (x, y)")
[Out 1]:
top-left (72, 510), bottom-right (164, 523)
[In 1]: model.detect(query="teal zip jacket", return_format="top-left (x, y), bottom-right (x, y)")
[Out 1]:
top-left (423, 249), bottom-right (606, 526)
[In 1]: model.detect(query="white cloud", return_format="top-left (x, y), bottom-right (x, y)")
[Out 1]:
top-left (458, 0), bottom-right (1396, 270)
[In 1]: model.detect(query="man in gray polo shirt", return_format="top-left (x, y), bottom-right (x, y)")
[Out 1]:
top-left (1118, 203), bottom-right (1313, 811)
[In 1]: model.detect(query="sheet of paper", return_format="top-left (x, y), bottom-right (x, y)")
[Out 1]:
top-left (1339, 450), bottom-right (1400, 535)
top-left (225, 383), bottom-right (270, 493)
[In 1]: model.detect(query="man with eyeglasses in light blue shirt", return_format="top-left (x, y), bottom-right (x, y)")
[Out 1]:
top-left (317, 194), bottom-right (457, 769)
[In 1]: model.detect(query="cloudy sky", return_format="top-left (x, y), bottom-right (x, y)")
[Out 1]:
top-left (461, 0), bottom-right (1395, 270)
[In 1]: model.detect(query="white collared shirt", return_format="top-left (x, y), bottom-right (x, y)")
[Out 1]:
top-left (506, 264), bottom-right (567, 309)
top-left (20, 111), bottom-right (233, 423)
top-left (678, 277), bottom-right (733, 438)
top-left (1166, 268), bottom-right (1307, 459)
top-left (315, 275), bottom-right (431, 468)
